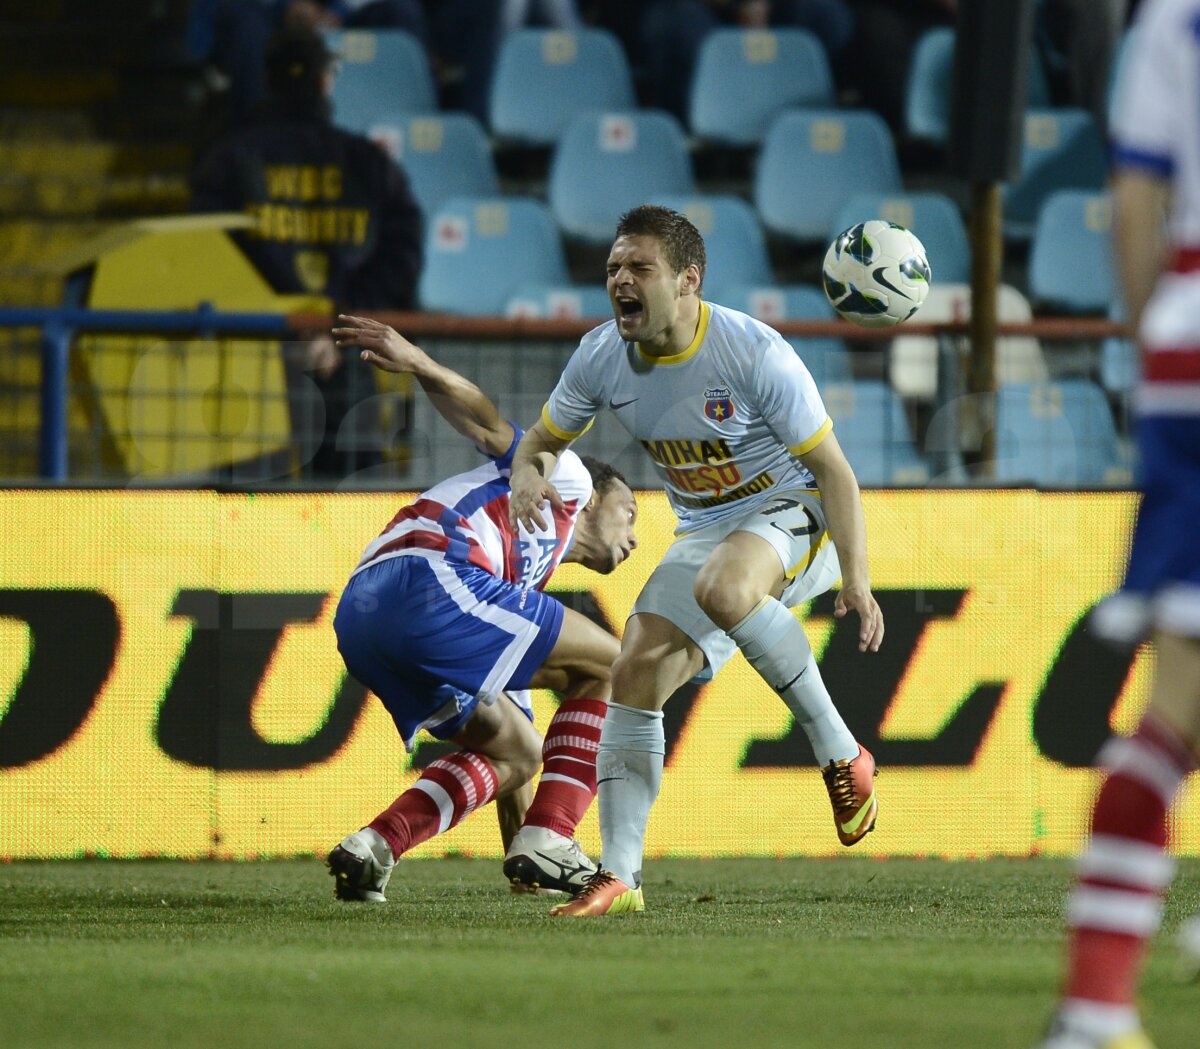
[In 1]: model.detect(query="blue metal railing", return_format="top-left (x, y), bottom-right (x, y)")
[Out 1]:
top-left (0, 306), bottom-right (291, 481)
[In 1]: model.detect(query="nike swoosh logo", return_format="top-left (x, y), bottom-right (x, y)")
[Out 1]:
top-left (608, 398), bottom-right (638, 411)
top-left (872, 266), bottom-right (913, 301)
top-left (839, 790), bottom-right (878, 835)
top-left (595, 776), bottom-right (623, 785)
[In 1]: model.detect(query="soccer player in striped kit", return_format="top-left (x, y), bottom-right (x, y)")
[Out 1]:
top-left (510, 205), bottom-right (885, 917)
top-left (325, 315), bottom-right (638, 902)
top-left (1038, 2), bottom-right (1200, 1045)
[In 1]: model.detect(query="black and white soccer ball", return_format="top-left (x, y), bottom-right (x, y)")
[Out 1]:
top-left (821, 220), bottom-right (931, 328)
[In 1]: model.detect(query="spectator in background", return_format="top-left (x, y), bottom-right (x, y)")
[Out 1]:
top-left (843, 0), bottom-right (956, 134)
top-left (190, 26), bottom-right (424, 479)
top-left (189, 0), bottom-right (585, 129)
top-left (188, 0), bottom-right (426, 125)
top-left (585, 0), bottom-right (855, 123)
top-left (1038, 0), bottom-right (1131, 129)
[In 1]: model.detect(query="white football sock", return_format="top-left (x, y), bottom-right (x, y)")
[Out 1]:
top-left (596, 701), bottom-right (664, 888)
top-left (1058, 1000), bottom-right (1141, 1041)
top-left (728, 596), bottom-right (857, 766)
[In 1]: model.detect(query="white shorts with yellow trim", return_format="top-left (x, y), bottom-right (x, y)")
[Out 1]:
top-left (631, 488), bottom-right (840, 680)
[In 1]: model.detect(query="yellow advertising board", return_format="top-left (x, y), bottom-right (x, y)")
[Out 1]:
top-left (0, 488), bottom-right (1195, 861)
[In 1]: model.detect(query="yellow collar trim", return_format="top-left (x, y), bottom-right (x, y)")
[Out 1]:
top-left (636, 300), bottom-right (710, 366)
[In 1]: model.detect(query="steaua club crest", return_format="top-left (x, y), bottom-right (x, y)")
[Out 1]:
top-left (703, 386), bottom-right (735, 423)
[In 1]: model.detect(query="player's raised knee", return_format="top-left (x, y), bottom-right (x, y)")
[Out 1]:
top-left (693, 571), bottom-right (762, 631)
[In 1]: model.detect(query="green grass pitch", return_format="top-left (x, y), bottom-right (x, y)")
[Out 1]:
top-left (1, 857), bottom-right (1197, 1049)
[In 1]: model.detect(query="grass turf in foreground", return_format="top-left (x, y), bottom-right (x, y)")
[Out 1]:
top-left (0, 857), bottom-right (1196, 1049)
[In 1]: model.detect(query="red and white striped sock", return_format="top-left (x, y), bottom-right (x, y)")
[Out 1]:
top-left (522, 698), bottom-right (606, 838)
top-left (1060, 713), bottom-right (1197, 1030)
top-left (368, 751), bottom-right (498, 858)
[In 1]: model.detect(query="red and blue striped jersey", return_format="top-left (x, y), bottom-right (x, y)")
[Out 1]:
top-left (351, 429), bottom-right (592, 590)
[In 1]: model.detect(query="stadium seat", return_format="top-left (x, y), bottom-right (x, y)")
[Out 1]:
top-left (418, 197), bottom-right (569, 315)
top-left (904, 26), bottom-right (1050, 145)
top-left (822, 380), bottom-right (929, 485)
top-left (994, 380), bottom-right (1120, 485)
top-left (488, 28), bottom-right (636, 147)
top-left (889, 282), bottom-right (1049, 401)
top-left (1005, 109), bottom-right (1108, 241)
top-left (688, 28), bottom-right (834, 147)
top-left (829, 191), bottom-right (970, 284)
top-left (505, 284), bottom-right (612, 320)
top-left (1028, 190), bottom-right (1114, 314)
top-left (648, 195), bottom-right (773, 294)
top-left (363, 113), bottom-right (498, 220)
top-left (1100, 300), bottom-right (1137, 395)
top-left (549, 111), bottom-right (695, 244)
top-left (325, 29), bottom-right (438, 134)
top-left (754, 109), bottom-right (902, 244)
top-left (718, 283), bottom-right (852, 387)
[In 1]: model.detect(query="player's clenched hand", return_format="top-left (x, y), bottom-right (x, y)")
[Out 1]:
top-left (333, 314), bottom-right (425, 374)
top-left (509, 465), bottom-right (564, 532)
top-left (833, 584), bottom-right (884, 653)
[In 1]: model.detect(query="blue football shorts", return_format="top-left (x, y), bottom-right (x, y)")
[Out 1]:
top-left (333, 553), bottom-right (564, 750)
top-left (1095, 415), bottom-right (1200, 641)
top-left (1123, 415), bottom-right (1200, 634)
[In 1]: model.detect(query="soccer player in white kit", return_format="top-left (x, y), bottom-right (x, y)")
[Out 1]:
top-left (1037, 2), bottom-right (1200, 1046)
top-left (509, 205), bottom-right (885, 916)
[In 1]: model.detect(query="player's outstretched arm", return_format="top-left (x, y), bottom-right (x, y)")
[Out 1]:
top-left (332, 314), bottom-right (514, 457)
top-left (509, 418), bottom-right (570, 532)
top-left (799, 430), bottom-right (884, 653)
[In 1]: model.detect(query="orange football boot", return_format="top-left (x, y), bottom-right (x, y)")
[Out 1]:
top-left (822, 743), bottom-right (878, 846)
top-left (549, 871), bottom-right (645, 917)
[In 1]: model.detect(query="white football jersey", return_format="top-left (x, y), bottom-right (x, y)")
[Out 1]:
top-left (1111, 0), bottom-right (1200, 245)
top-left (542, 300), bottom-right (831, 531)
top-left (1110, 0), bottom-right (1200, 414)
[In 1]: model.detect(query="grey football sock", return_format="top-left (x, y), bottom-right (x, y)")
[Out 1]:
top-left (728, 596), bottom-right (857, 766)
top-left (596, 701), bottom-right (665, 887)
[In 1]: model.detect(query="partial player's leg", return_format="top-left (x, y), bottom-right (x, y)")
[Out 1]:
top-left (329, 690), bottom-right (543, 902)
top-left (327, 556), bottom-right (555, 901)
top-left (1039, 632), bottom-right (1200, 1049)
top-left (695, 495), bottom-right (877, 846)
top-left (550, 612), bottom-right (704, 917)
top-left (505, 608), bottom-right (619, 894)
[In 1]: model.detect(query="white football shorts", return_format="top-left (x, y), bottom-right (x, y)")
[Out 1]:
top-left (631, 488), bottom-right (840, 680)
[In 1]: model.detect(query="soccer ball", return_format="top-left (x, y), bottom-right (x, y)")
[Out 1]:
top-left (822, 220), bottom-right (931, 328)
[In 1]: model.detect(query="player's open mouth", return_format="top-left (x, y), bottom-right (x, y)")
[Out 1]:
top-left (617, 298), bottom-right (643, 322)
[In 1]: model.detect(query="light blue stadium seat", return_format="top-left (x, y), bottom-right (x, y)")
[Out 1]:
top-left (325, 29), bottom-right (437, 134)
top-left (822, 380), bottom-right (929, 485)
top-left (994, 380), bottom-right (1120, 485)
top-left (755, 109), bottom-right (902, 244)
top-left (688, 28), bottom-right (834, 147)
top-left (648, 195), bottom-right (773, 294)
top-left (829, 191), bottom-right (970, 284)
top-left (488, 28), bottom-right (636, 146)
top-left (418, 197), bottom-right (569, 315)
top-left (550, 110), bottom-right (695, 244)
top-left (505, 284), bottom-right (612, 320)
top-left (904, 27), bottom-right (1050, 146)
top-left (1005, 109), bottom-right (1108, 241)
top-left (718, 283), bottom-right (852, 387)
top-left (1028, 190), bottom-right (1114, 314)
top-left (363, 113), bottom-right (498, 220)
top-left (1099, 299), bottom-right (1136, 396)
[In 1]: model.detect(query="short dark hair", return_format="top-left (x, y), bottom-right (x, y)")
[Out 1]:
top-left (580, 455), bottom-right (628, 498)
top-left (265, 27), bottom-right (336, 97)
top-left (614, 204), bottom-right (706, 290)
